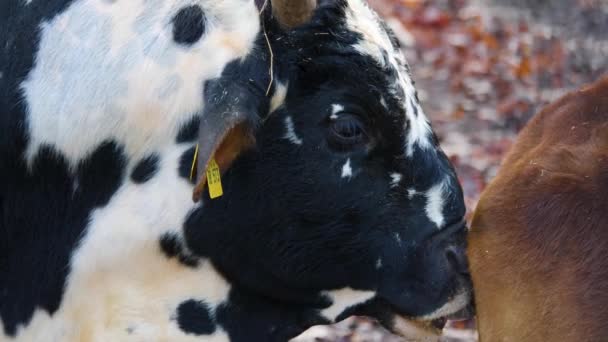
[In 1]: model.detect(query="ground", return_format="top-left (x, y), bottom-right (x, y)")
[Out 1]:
top-left (294, 0), bottom-right (608, 340)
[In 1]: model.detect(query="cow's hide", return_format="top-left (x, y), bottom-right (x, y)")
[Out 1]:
top-left (1, 0), bottom-right (258, 340)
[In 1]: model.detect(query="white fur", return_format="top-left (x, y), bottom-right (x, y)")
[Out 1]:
top-left (375, 258), bottom-right (383, 269)
top-left (321, 288), bottom-right (376, 321)
top-left (389, 172), bottom-right (402, 188)
top-left (424, 181), bottom-right (446, 228)
top-left (418, 291), bottom-right (469, 321)
top-left (269, 81), bottom-right (288, 114)
top-left (283, 116), bottom-right (303, 145)
top-left (330, 103), bottom-right (344, 119)
top-left (21, 0), bottom-right (259, 169)
top-left (343, 0), bottom-right (432, 157)
top-left (341, 158), bottom-right (352, 178)
top-left (407, 188), bottom-right (417, 199)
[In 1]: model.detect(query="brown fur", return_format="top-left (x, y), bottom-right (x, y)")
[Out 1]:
top-left (468, 76), bottom-right (608, 342)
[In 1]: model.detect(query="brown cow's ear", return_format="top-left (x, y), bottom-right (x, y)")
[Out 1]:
top-left (192, 80), bottom-right (265, 202)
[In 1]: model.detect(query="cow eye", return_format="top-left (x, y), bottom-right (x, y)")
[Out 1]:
top-left (329, 114), bottom-right (368, 148)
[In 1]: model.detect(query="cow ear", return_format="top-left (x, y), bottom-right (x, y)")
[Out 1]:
top-left (192, 80), bottom-right (265, 202)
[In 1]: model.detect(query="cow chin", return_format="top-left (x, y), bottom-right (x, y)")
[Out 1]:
top-left (346, 290), bottom-right (474, 340)
top-left (391, 290), bottom-right (474, 339)
top-left (344, 308), bottom-right (445, 340)
top-left (390, 316), bottom-right (444, 340)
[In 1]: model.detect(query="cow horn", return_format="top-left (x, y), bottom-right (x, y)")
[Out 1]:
top-left (271, 0), bottom-right (317, 28)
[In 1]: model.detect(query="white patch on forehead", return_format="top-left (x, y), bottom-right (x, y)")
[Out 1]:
top-left (375, 258), bottom-right (383, 269)
top-left (343, 0), bottom-right (432, 157)
top-left (283, 116), bottom-right (303, 145)
top-left (341, 158), bottom-right (352, 178)
top-left (389, 172), bottom-right (402, 188)
top-left (425, 181), bottom-right (446, 228)
top-left (344, 0), bottom-right (392, 66)
top-left (418, 291), bottom-right (470, 321)
top-left (321, 288), bottom-right (376, 321)
top-left (330, 103), bottom-right (344, 120)
top-left (269, 81), bottom-right (287, 113)
top-left (21, 0), bottom-right (260, 167)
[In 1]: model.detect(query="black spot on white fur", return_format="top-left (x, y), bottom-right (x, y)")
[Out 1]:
top-left (178, 146), bottom-right (197, 184)
top-left (176, 299), bottom-right (215, 335)
top-left (159, 232), bottom-right (199, 267)
top-left (131, 154), bottom-right (159, 184)
top-left (176, 116), bottom-right (200, 143)
top-left (172, 5), bottom-right (206, 46)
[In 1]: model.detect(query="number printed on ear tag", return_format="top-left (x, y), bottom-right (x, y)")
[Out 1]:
top-left (206, 158), bottom-right (223, 199)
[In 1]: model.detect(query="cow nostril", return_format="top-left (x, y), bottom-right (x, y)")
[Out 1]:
top-left (445, 245), bottom-right (469, 275)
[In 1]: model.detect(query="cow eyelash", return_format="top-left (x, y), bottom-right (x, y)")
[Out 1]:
top-left (328, 113), bottom-right (369, 149)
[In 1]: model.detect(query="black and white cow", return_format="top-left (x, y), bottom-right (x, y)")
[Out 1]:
top-left (0, 0), bottom-right (472, 341)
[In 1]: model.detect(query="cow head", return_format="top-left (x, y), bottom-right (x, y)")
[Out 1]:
top-left (186, 0), bottom-right (472, 337)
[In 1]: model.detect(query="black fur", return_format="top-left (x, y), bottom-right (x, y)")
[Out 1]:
top-left (159, 232), bottom-right (199, 268)
top-left (0, 141), bottom-right (126, 336)
top-left (176, 116), bottom-right (201, 143)
top-left (131, 154), bottom-right (159, 184)
top-left (172, 5), bottom-right (206, 46)
top-left (215, 288), bottom-right (331, 341)
top-left (178, 146), bottom-right (197, 184)
top-left (175, 299), bottom-right (216, 335)
top-left (159, 233), bottom-right (181, 258)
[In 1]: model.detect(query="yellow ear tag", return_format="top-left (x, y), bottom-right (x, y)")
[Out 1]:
top-left (205, 158), bottom-right (223, 199)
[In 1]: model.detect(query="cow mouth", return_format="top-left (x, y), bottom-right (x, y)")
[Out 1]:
top-left (388, 293), bottom-right (476, 338)
top-left (431, 303), bottom-right (475, 328)
top-left (345, 294), bottom-right (474, 340)
top-left (389, 304), bottom-right (475, 339)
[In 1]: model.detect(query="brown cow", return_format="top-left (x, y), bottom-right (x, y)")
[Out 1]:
top-left (468, 76), bottom-right (608, 341)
